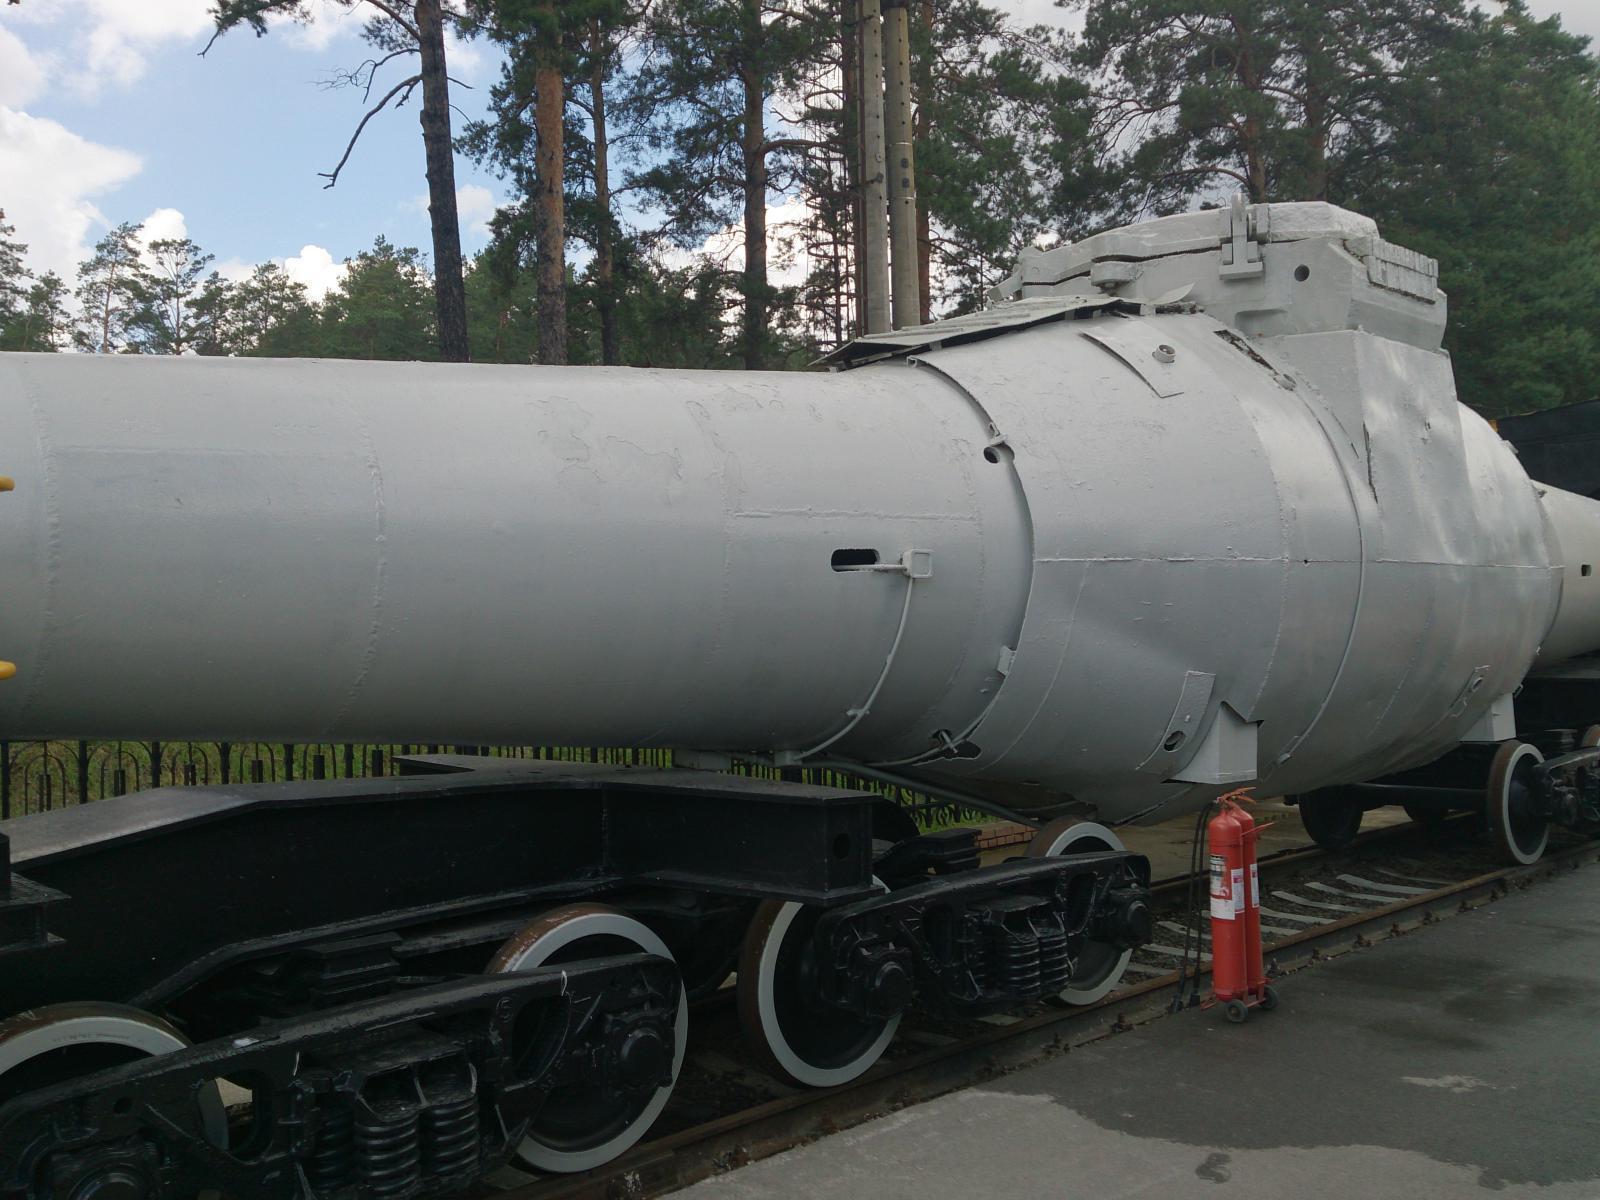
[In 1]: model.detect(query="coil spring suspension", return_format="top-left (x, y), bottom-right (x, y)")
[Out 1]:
top-left (989, 924), bottom-right (1041, 1000)
top-left (421, 1093), bottom-right (480, 1177)
top-left (306, 1104), bottom-right (356, 1191)
top-left (1035, 915), bottom-right (1072, 995)
top-left (356, 1107), bottom-right (422, 1198)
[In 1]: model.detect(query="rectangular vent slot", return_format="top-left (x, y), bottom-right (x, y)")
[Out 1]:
top-left (832, 548), bottom-right (881, 571)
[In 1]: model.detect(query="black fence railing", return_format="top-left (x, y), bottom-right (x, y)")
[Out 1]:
top-left (0, 740), bottom-right (992, 832)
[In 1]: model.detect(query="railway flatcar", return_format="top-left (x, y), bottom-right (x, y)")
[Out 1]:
top-left (0, 200), bottom-right (1597, 1198)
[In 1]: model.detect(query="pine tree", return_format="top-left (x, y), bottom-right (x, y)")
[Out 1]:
top-left (0, 210), bottom-right (30, 336)
top-left (208, 0), bottom-right (472, 361)
top-left (625, 0), bottom-right (828, 369)
top-left (911, 7), bottom-right (1093, 313)
top-left (128, 238), bottom-right (217, 355)
top-left (74, 224), bottom-right (143, 354)
top-left (1341, 3), bottom-right (1600, 416)
top-left (320, 237), bottom-right (439, 360)
top-left (1, 272), bottom-right (69, 352)
top-left (1066, 0), bottom-right (1463, 218)
top-left (226, 263), bottom-right (320, 356)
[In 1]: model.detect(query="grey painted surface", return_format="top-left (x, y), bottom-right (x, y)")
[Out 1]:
top-left (672, 865), bottom-right (1600, 1199)
top-left (2, 201), bottom-right (1598, 823)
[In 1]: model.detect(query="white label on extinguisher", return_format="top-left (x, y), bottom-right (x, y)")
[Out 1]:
top-left (1209, 854), bottom-right (1235, 921)
top-left (1231, 868), bottom-right (1245, 915)
top-left (1249, 862), bottom-right (1260, 909)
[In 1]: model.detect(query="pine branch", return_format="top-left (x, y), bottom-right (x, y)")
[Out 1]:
top-left (320, 74), bottom-right (424, 189)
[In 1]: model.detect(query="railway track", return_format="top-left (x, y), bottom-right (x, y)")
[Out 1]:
top-left (483, 821), bottom-right (1600, 1200)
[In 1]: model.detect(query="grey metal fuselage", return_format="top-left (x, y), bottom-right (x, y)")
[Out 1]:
top-left (1, 201), bottom-right (1596, 825)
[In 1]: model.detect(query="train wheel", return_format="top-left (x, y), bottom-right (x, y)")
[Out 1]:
top-left (1487, 741), bottom-right (1548, 866)
top-left (738, 888), bottom-right (901, 1088)
top-left (1294, 790), bottom-right (1362, 850)
top-left (0, 1003), bottom-right (227, 1142)
top-left (1027, 818), bottom-right (1134, 1006)
top-left (489, 904), bottom-right (687, 1174)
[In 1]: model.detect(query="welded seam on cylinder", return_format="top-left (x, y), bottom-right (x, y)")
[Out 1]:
top-left (867, 356), bottom-right (1037, 767)
top-left (1267, 385), bottom-right (1372, 769)
top-left (326, 410), bottom-right (389, 734)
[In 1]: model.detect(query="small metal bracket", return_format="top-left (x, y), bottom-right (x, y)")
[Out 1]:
top-left (860, 549), bottom-right (934, 579)
top-left (1219, 194), bottom-right (1266, 281)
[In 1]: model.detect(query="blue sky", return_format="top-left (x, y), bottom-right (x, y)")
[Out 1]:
top-left (1, 0), bottom-right (1595, 300)
top-left (1, 1), bottom-right (508, 296)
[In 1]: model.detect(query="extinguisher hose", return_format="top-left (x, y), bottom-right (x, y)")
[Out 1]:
top-left (1170, 799), bottom-right (1218, 1014)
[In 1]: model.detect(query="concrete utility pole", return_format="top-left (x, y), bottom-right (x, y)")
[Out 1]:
top-left (859, 0), bottom-right (892, 335)
top-left (883, 0), bottom-right (921, 330)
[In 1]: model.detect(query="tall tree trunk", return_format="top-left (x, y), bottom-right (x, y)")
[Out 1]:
top-left (740, 29), bottom-right (769, 371)
top-left (914, 0), bottom-right (932, 323)
top-left (842, 0), bottom-right (865, 338)
top-left (590, 20), bottom-right (619, 366)
top-left (532, 6), bottom-right (568, 366)
top-left (415, 0), bottom-right (469, 362)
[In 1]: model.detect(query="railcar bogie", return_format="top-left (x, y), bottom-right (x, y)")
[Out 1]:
top-left (0, 756), bottom-right (1151, 1196)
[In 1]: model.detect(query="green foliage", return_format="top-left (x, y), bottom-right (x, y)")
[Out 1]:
top-left (73, 223), bottom-right (144, 354)
top-left (1070, 0), bottom-right (1600, 414)
top-left (1067, 0), bottom-right (1464, 213)
top-left (464, 246), bottom-right (539, 363)
top-left (1340, 4), bottom-right (1600, 415)
top-left (126, 238), bottom-right (217, 355)
top-left (0, 211), bottom-right (70, 352)
top-left (914, 7), bottom-right (1096, 312)
top-left (0, 211), bottom-right (27, 332)
top-left (320, 237), bottom-right (439, 360)
top-left (5, 0), bottom-right (1596, 414)
top-left (2, 273), bottom-right (71, 352)
top-left (622, 0), bottom-right (828, 367)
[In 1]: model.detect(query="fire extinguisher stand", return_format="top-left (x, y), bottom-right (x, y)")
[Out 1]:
top-left (1206, 790), bottom-right (1281, 1023)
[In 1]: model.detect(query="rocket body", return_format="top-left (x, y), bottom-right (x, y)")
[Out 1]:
top-left (3, 202), bottom-right (1597, 824)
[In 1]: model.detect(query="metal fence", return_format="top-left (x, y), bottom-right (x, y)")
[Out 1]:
top-left (0, 740), bottom-right (991, 832)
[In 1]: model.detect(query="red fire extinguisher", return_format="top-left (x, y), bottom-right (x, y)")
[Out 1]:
top-left (1207, 790), bottom-right (1280, 1022)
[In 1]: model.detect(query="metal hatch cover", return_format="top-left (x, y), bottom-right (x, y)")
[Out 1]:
top-left (821, 294), bottom-right (1123, 368)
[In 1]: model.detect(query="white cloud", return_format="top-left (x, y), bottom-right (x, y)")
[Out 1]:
top-left (279, 0), bottom-right (368, 53)
top-left (68, 0), bottom-right (214, 96)
top-left (412, 183), bottom-right (500, 238)
top-left (136, 207), bottom-right (189, 250)
top-left (6, 0), bottom-right (394, 97)
top-left (0, 106), bottom-right (142, 281)
top-left (213, 257), bottom-right (259, 284)
top-left (283, 244), bottom-right (347, 300)
top-left (443, 24), bottom-right (488, 80)
top-left (0, 26), bottom-right (48, 107)
top-left (661, 197), bottom-right (816, 289)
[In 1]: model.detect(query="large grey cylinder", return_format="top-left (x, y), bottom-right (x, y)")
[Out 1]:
top-left (5, 202), bottom-right (1599, 828)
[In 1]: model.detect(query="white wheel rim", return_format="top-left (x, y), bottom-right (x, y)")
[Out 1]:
top-left (1495, 743), bottom-right (1548, 866)
top-left (0, 1005), bottom-right (227, 1146)
top-left (753, 898), bottom-right (901, 1088)
top-left (495, 909), bottom-right (686, 1174)
top-left (1037, 822), bottom-right (1134, 1005)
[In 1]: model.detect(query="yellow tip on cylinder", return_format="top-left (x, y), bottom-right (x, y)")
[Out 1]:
top-left (0, 662), bottom-right (15, 681)
top-left (0, 477), bottom-right (14, 492)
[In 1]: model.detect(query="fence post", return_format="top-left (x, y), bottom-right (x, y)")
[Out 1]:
top-left (77, 740), bottom-right (89, 805)
top-left (1, 741), bottom-right (9, 820)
